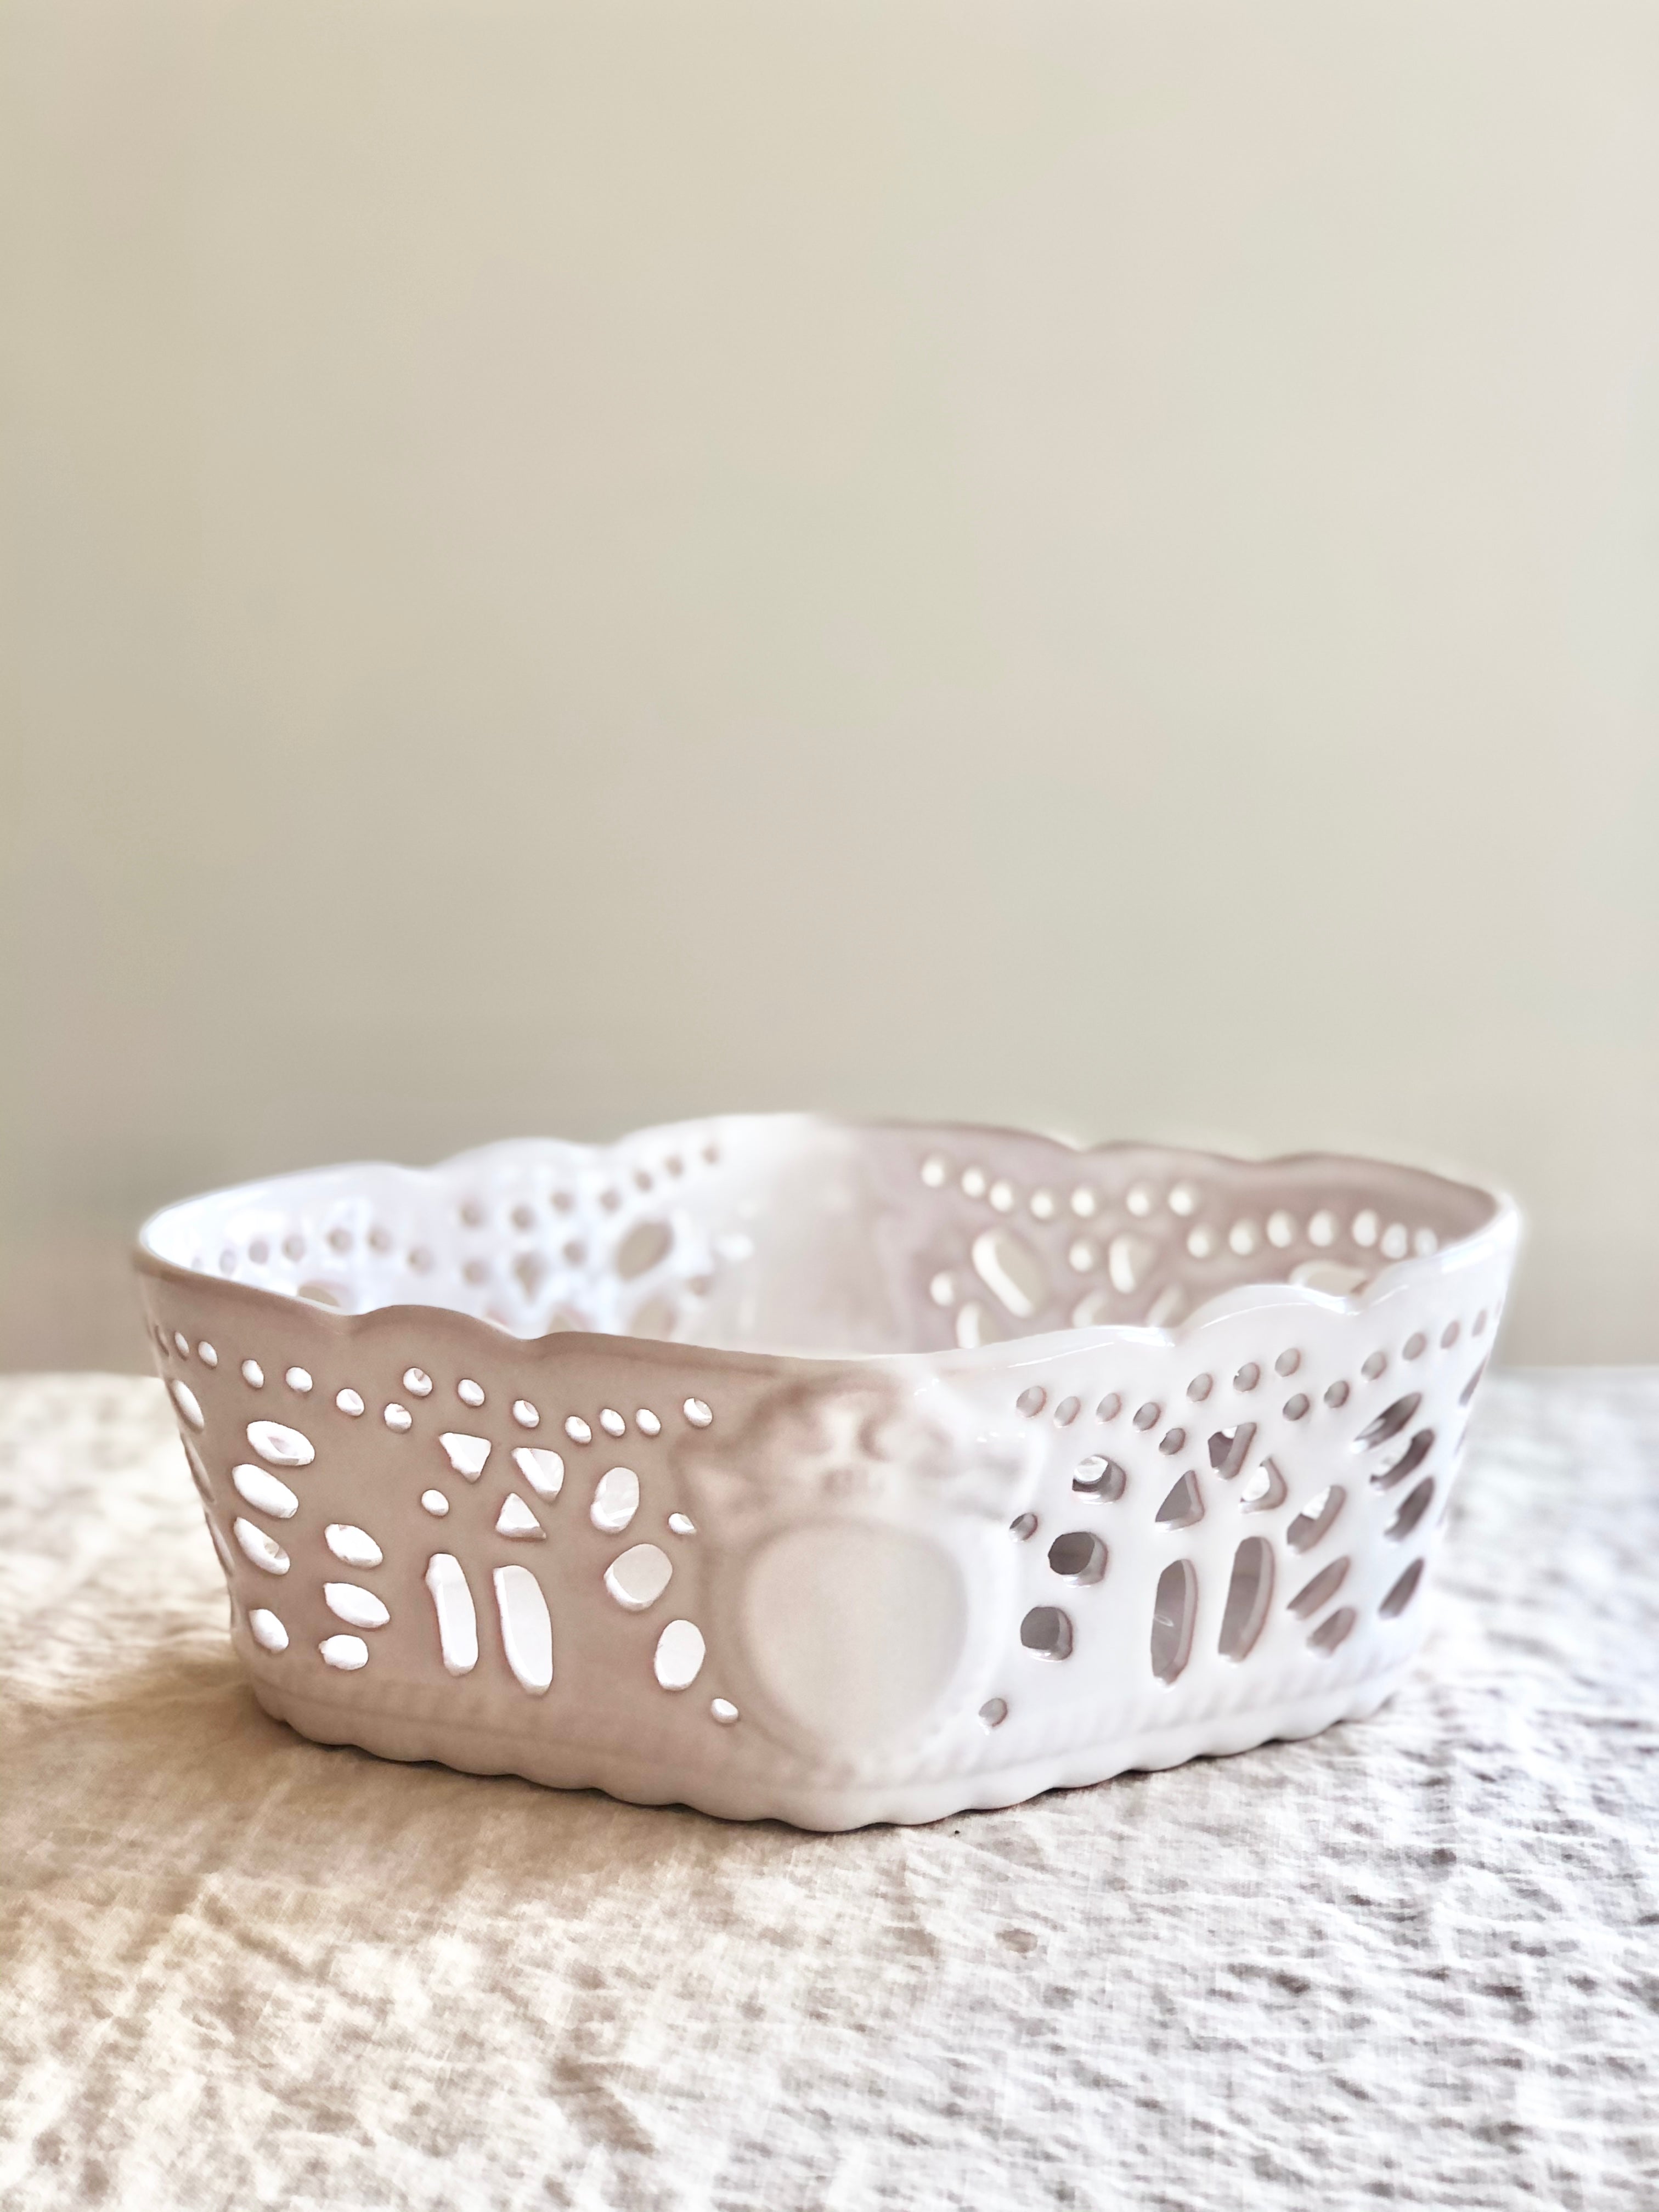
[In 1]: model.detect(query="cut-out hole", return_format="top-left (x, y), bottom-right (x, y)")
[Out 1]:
top-left (1324, 1380), bottom-right (1350, 1408)
top-left (1388, 1479), bottom-right (1436, 1540)
top-left (1020, 1606), bottom-right (1074, 1661)
top-left (1229, 1220), bottom-right (1259, 1256)
top-left (325, 1582), bottom-right (390, 1629)
top-left (683, 1398), bottom-right (713, 1429)
top-left (1133, 1402), bottom-right (1160, 1431)
top-left (1283, 1393), bottom-right (1310, 1421)
top-left (1308, 1607), bottom-right (1356, 1655)
top-left (383, 1402), bottom-right (413, 1432)
top-left (955, 1301), bottom-right (992, 1348)
top-left (1159, 1427), bottom-right (1186, 1457)
top-left (404, 1367), bottom-right (433, 1397)
top-left (320, 1635), bottom-right (369, 1671)
top-left (1289, 1557), bottom-right (1349, 1618)
top-left (1186, 1224), bottom-right (1216, 1260)
top-left (1234, 1363), bottom-right (1260, 1392)
top-left (1458, 1361), bottom-right (1487, 1407)
top-left (233, 1465), bottom-right (298, 1520)
top-left (1207, 1424), bottom-right (1256, 1480)
top-left (972, 1229), bottom-right (1047, 1321)
top-left (1219, 1537), bottom-right (1274, 1660)
top-left (1352, 1209), bottom-right (1379, 1248)
top-left (420, 1489), bottom-right (449, 1517)
top-left (636, 1408), bottom-right (662, 1437)
top-left (599, 1409), bottom-right (627, 1438)
top-left (284, 1367), bottom-right (313, 1393)
top-left (1068, 1237), bottom-right (1099, 1273)
top-left (512, 1399), bottom-right (540, 1430)
top-left (1267, 1211), bottom-right (1297, 1249)
top-left (710, 1699), bottom-right (739, 1725)
top-left (1380, 1223), bottom-right (1409, 1259)
top-left (920, 1154), bottom-right (949, 1187)
top-left (1286, 1485), bottom-right (1345, 1551)
top-left (1009, 1512), bottom-right (1039, 1540)
top-left (1147, 1285), bottom-right (1189, 1327)
top-left (605, 1542), bottom-right (673, 1611)
top-left (438, 1432), bottom-right (491, 1480)
top-left (566, 1415), bottom-right (593, 1443)
top-left (1071, 1186), bottom-right (1098, 1217)
top-left (1155, 1472), bottom-right (1204, 1528)
top-left (297, 1281), bottom-right (348, 1310)
top-left (1276, 1349), bottom-right (1301, 1377)
top-left (1126, 1183), bottom-right (1154, 1216)
top-left (962, 1165), bottom-right (986, 1198)
top-left (654, 1618), bottom-right (706, 1690)
top-left (1187, 1374), bottom-right (1213, 1403)
top-left (591, 1466), bottom-right (640, 1533)
top-left (170, 1380), bottom-right (205, 1431)
top-left (929, 1272), bottom-right (956, 1308)
top-left (1097, 1392), bottom-right (1122, 1422)
top-left (1015, 1386), bottom-right (1047, 1419)
top-left (1070, 1291), bottom-right (1113, 1328)
top-left (512, 1447), bottom-right (563, 1499)
top-left (249, 1609), bottom-right (287, 1653)
top-left (668, 1511), bottom-right (696, 1536)
top-left (1168, 1184), bottom-right (1197, 1217)
top-left (1108, 1233), bottom-right (1155, 1295)
top-left (1240, 1458), bottom-right (1289, 1513)
top-left (1381, 1558), bottom-right (1426, 1617)
top-left (1362, 1350), bottom-right (1388, 1380)
top-left (512, 1251), bottom-right (548, 1300)
top-left (496, 1494), bottom-right (545, 1540)
top-left (1441, 1320), bottom-right (1460, 1348)
top-left (1150, 1561), bottom-right (1197, 1683)
top-left (335, 1388), bottom-right (364, 1418)
top-left (1047, 1531), bottom-right (1108, 1584)
top-left (458, 1379), bottom-right (486, 1408)
top-left (1374, 1428), bottom-right (1435, 1491)
top-left (240, 1360), bottom-right (264, 1388)
top-left (1053, 1395), bottom-right (1080, 1427)
top-left (1355, 1393), bottom-right (1421, 1448)
top-left (246, 1419), bottom-right (314, 1468)
top-left (1308, 1210), bottom-right (1338, 1248)
top-left (1403, 1332), bottom-right (1427, 1361)
top-left (324, 1523), bottom-right (382, 1568)
top-left (1030, 1189), bottom-right (1056, 1220)
top-left (1072, 1456), bottom-right (1126, 1501)
top-left (493, 1564), bottom-right (553, 1692)
top-left (198, 1342), bottom-right (218, 1367)
top-left (426, 1554), bottom-right (477, 1673)
top-left (1291, 1259), bottom-right (1370, 1294)
top-left (979, 1697), bottom-right (1008, 1729)
top-left (617, 1219), bottom-right (674, 1280)
top-left (233, 1519), bottom-right (290, 1575)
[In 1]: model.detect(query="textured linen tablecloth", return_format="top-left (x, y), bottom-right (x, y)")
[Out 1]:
top-left (1, 1372), bottom-right (1655, 2212)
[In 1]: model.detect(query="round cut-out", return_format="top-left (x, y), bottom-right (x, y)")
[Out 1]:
top-left (233, 1465), bottom-right (298, 1520)
top-left (605, 1543), bottom-right (673, 1611)
top-left (1020, 1606), bottom-right (1074, 1661)
top-left (325, 1523), bottom-right (383, 1568)
top-left (403, 1367), bottom-right (433, 1396)
top-left (335, 1388), bottom-right (364, 1417)
top-left (741, 1523), bottom-right (966, 1748)
top-left (320, 1634), bottom-right (369, 1671)
top-left (511, 1399), bottom-right (539, 1430)
top-left (683, 1398), bottom-right (713, 1429)
top-left (1047, 1532), bottom-right (1108, 1584)
top-left (248, 1420), bottom-right (314, 1468)
top-left (653, 1618), bottom-right (706, 1690)
top-left (284, 1368), bottom-right (312, 1394)
top-left (249, 1608), bottom-right (288, 1652)
top-left (383, 1402), bottom-right (413, 1432)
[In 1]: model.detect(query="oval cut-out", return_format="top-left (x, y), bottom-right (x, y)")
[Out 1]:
top-left (438, 1432), bottom-right (491, 1480)
top-left (1218, 1537), bottom-right (1273, 1660)
top-left (1374, 1429), bottom-right (1435, 1491)
top-left (1356, 1393), bottom-right (1421, 1449)
top-left (1308, 1606), bottom-right (1357, 1654)
top-left (247, 1420), bottom-right (314, 1468)
top-left (325, 1523), bottom-right (383, 1568)
top-left (591, 1466), bottom-right (640, 1533)
top-left (249, 1608), bottom-right (288, 1652)
top-left (1381, 1558), bottom-right (1426, 1617)
top-left (170, 1380), bottom-right (205, 1430)
top-left (421, 1489), bottom-right (450, 1517)
top-left (1289, 1558), bottom-right (1349, 1619)
top-left (742, 1522), bottom-right (966, 1749)
top-left (971, 1229), bottom-right (1047, 1320)
top-left (1389, 1478), bottom-right (1436, 1540)
top-left (605, 1543), bottom-right (673, 1611)
top-left (325, 1582), bottom-right (390, 1629)
top-left (320, 1634), bottom-right (369, 1670)
top-left (653, 1618), bottom-right (706, 1690)
top-left (1150, 1559), bottom-right (1197, 1683)
top-left (1108, 1233), bottom-right (1155, 1295)
top-left (233, 1518), bottom-right (290, 1575)
top-left (1290, 1259), bottom-right (1369, 1295)
top-left (617, 1219), bottom-right (674, 1280)
top-left (493, 1564), bottom-right (552, 1692)
top-left (1021, 1605), bottom-right (1074, 1661)
top-left (1286, 1486), bottom-right (1345, 1552)
top-left (233, 1465), bottom-right (298, 1520)
top-left (425, 1553), bottom-right (477, 1674)
top-left (512, 1447), bottom-right (565, 1498)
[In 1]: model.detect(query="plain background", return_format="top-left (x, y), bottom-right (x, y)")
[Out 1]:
top-left (2, 0), bottom-right (1656, 1370)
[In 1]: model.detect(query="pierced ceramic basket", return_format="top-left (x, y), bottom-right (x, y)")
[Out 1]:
top-left (136, 1116), bottom-right (1518, 1831)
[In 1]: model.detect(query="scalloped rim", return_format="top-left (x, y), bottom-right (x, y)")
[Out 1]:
top-left (135, 1115), bottom-right (1521, 1374)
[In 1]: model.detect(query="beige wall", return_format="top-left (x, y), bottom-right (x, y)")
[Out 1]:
top-left (3, 0), bottom-right (1656, 1369)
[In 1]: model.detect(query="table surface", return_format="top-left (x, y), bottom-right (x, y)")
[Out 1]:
top-left (2, 1370), bottom-right (1655, 2212)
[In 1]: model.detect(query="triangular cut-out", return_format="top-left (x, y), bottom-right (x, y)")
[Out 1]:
top-left (438, 1432), bottom-right (492, 1480)
top-left (1155, 1471), bottom-right (1204, 1529)
top-left (1240, 1457), bottom-right (1289, 1514)
top-left (495, 1494), bottom-right (546, 1539)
